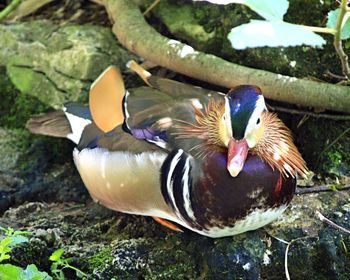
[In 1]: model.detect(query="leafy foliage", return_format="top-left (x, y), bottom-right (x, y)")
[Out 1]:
top-left (0, 227), bottom-right (30, 262)
top-left (0, 264), bottom-right (52, 280)
top-left (196, 0), bottom-right (327, 48)
top-left (196, 0), bottom-right (289, 21)
top-left (50, 249), bottom-right (86, 280)
top-left (228, 20), bottom-right (326, 49)
top-left (327, 8), bottom-right (350, 40)
top-left (0, 227), bottom-right (51, 280)
top-left (0, 227), bottom-right (87, 279)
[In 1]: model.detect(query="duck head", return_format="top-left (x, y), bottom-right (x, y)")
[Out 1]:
top-left (178, 85), bottom-right (308, 178)
top-left (221, 85), bottom-right (266, 177)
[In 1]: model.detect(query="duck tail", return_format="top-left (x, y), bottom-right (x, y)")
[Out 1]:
top-left (26, 110), bottom-right (71, 138)
top-left (26, 103), bottom-right (92, 144)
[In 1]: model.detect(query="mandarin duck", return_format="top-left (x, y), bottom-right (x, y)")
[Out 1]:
top-left (26, 62), bottom-right (308, 238)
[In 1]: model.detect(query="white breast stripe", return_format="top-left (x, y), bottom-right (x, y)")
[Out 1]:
top-left (147, 139), bottom-right (167, 149)
top-left (182, 157), bottom-right (197, 224)
top-left (123, 90), bottom-right (131, 130)
top-left (63, 109), bottom-right (91, 144)
top-left (166, 149), bottom-right (184, 215)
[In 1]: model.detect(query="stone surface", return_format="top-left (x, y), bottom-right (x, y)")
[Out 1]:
top-left (0, 20), bottom-right (134, 109)
top-left (1, 192), bottom-right (350, 279)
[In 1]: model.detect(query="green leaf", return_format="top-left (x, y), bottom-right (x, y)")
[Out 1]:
top-left (0, 264), bottom-right (52, 280)
top-left (0, 264), bottom-right (22, 280)
top-left (21, 264), bottom-right (52, 280)
top-left (13, 230), bottom-right (30, 236)
top-left (9, 235), bottom-right (29, 247)
top-left (76, 270), bottom-right (85, 278)
top-left (194, 0), bottom-right (289, 21)
top-left (228, 20), bottom-right (326, 49)
top-left (326, 9), bottom-right (350, 40)
top-left (0, 237), bottom-right (13, 250)
top-left (49, 248), bottom-right (64, 262)
top-left (241, 0), bottom-right (289, 21)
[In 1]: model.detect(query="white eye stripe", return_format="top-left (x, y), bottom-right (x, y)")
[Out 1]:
top-left (245, 95), bottom-right (267, 148)
top-left (224, 97), bottom-right (233, 138)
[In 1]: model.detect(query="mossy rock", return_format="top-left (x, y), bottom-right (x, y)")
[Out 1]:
top-left (0, 20), bottom-right (134, 109)
top-left (294, 117), bottom-right (350, 178)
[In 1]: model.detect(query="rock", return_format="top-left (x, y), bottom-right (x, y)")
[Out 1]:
top-left (0, 20), bottom-right (134, 109)
top-left (0, 126), bottom-right (88, 212)
top-left (1, 190), bottom-right (350, 279)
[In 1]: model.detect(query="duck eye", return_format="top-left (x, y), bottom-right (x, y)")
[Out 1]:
top-left (256, 118), bottom-right (260, 125)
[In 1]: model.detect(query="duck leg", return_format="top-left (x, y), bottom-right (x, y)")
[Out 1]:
top-left (152, 216), bottom-right (183, 232)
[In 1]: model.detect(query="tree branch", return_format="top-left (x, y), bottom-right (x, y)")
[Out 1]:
top-left (296, 184), bottom-right (350, 194)
top-left (333, 0), bottom-right (350, 79)
top-left (103, 0), bottom-right (350, 114)
top-left (315, 210), bottom-right (350, 234)
top-left (268, 105), bottom-right (350, 120)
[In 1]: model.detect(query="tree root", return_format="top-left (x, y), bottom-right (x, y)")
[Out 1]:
top-left (102, 0), bottom-right (350, 114)
top-left (315, 210), bottom-right (350, 234)
top-left (296, 184), bottom-right (350, 194)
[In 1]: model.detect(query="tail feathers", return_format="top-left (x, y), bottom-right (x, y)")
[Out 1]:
top-left (26, 110), bottom-right (72, 139)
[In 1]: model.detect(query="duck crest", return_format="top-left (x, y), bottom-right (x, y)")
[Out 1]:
top-left (252, 112), bottom-right (308, 178)
top-left (175, 98), bottom-right (308, 178)
top-left (174, 98), bottom-right (226, 157)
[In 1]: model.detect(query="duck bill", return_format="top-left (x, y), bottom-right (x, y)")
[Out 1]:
top-left (227, 138), bottom-right (249, 177)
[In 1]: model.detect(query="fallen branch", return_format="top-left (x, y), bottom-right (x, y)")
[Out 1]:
top-left (315, 210), bottom-right (350, 234)
top-left (268, 105), bottom-right (350, 121)
top-left (296, 184), bottom-right (350, 194)
top-left (102, 0), bottom-right (350, 114)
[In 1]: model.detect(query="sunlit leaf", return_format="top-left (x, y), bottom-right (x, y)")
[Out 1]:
top-left (0, 264), bottom-right (22, 280)
top-left (49, 248), bottom-right (64, 261)
top-left (0, 237), bottom-right (13, 250)
top-left (21, 264), bottom-right (52, 280)
top-left (228, 20), bottom-right (326, 49)
top-left (0, 264), bottom-right (52, 280)
top-left (327, 9), bottom-right (350, 40)
top-left (194, 0), bottom-right (289, 21)
top-left (9, 235), bottom-right (29, 247)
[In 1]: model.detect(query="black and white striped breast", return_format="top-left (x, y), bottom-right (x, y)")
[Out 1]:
top-left (160, 149), bottom-right (202, 231)
top-left (160, 149), bottom-right (296, 237)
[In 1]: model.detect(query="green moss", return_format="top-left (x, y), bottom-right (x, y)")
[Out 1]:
top-left (154, 1), bottom-right (216, 49)
top-left (87, 247), bottom-right (113, 271)
top-left (11, 239), bottom-right (52, 273)
top-left (0, 66), bottom-right (48, 129)
top-left (147, 235), bottom-right (198, 279)
top-left (295, 118), bottom-right (350, 177)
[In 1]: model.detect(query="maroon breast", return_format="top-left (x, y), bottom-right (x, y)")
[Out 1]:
top-left (190, 152), bottom-right (296, 229)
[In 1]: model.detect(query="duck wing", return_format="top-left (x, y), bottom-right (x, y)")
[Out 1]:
top-left (123, 79), bottom-right (224, 154)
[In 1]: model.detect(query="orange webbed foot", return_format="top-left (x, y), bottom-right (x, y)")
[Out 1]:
top-left (152, 216), bottom-right (183, 232)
